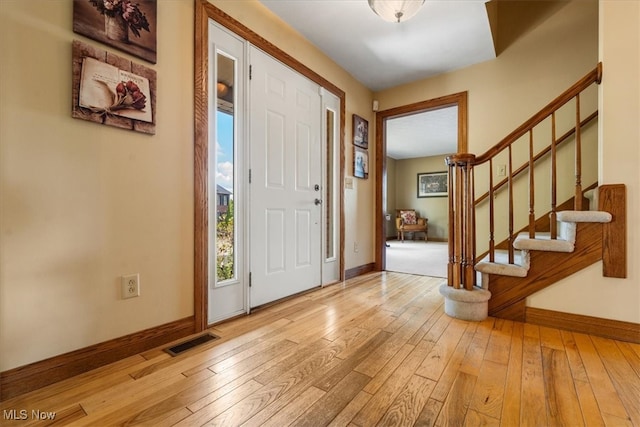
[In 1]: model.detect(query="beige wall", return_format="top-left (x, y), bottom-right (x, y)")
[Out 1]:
top-left (390, 156), bottom-right (450, 241)
top-left (0, 0), bottom-right (195, 371)
top-left (0, 0), bottom-right (376, 371)
top-left (528, 0), bottom-right (640, 323)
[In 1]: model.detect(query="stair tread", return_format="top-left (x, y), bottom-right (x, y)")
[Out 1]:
top-left (475, 249), bottom-right (529, 277)
top-left (513, 232), bottom-right (575, 252)
top-left (557, 210), bottom-right (612, 223)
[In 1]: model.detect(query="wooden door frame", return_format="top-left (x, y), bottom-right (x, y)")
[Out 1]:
top-left (374, 92), bottom-right (468, 271)
top-left (195, 1), bottom-right (346, 331)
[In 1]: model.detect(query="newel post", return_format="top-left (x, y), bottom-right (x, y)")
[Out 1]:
top-left (440, 153), bottom-right (490, 321)
top-left (446, 153), bottom-right (477, 290)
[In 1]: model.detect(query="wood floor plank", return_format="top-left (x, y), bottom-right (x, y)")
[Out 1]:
top-left (293, 371), bottom-right (371, 426)
top-left (429, 321), bottom-right (478, 402)
top-left (76, 369), bottom-right (216, 426)
top-left (252, 338), bottom-right (333, 386)
top-left (361, 343), bottom-right (414, 395)
top-left (457, 317), bottom-right (495, 376)
top-left (415, 398), bottom-right (443, 427)
top-left (406, 306), bottom-right (446, 345)
top-left (355, 300), bottom-right (442, 378)
top-left (468, 359), bottom-right (508, 420)
top-left (313, 330), bottom-right (391, 392)
top-left (3, 272), bottom-right (639, 427)
top-left (416, 319), bottom-right (469, 381)
top-left (327, 390), bottom-right (372, 427)
top-left (573, 332), bottom-right (632, 422)
top-left (591, 336), bottom-right (640, 425)
top-left (542, 346), bottom-right (584, 426)
top-left (500, 321), bottom-right (524, 427)
top-left (174, 379), bottom-right (265, 426)
top-left (435, 371), bottom-right (477, 426)
top-left (540, 325), bottom-right (566, 351)
top-left (352, 339), bottom-right (432, 426)
top-left (520, 323), bottom-right (549, 426)
top-left (376, 374), bottom-right (436, 427)
top-left (463, 408), bottom-right (500, 427)
top-left (483, 318), bottom-right (514, 365)
top-left (217, 336), bottom-right (358, 427)
top-left (617, 341), bottom-right (640, 378)
top-left (574, 380), bottom-right (606, 427)
top-left (258, 386), bottom-right (325, 427)
top-left (561, 330), bottom-right (606, 425)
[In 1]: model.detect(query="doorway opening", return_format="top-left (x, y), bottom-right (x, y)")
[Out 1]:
top-left (375, 92), bottom-right (468, 273)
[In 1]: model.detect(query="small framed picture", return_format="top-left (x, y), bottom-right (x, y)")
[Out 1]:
top-left (352, 114), bottom-right (368, 149)
top-left (354, 147), bottom-right (369, 179)
top-left (417, 171), bottom-right (448, 197)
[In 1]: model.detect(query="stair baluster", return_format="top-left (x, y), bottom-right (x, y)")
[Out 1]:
top-left (575, 93), bottom-right (583, 210)
top-left (528, 129), bottom-right (535, 238)
top-left (550, 111), bottom-right (558, 239)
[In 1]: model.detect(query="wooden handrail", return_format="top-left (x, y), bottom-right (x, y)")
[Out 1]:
top-left (475, 111), bottom-right (598, 205)
top-left (474, 63), bottom-right (601, 165)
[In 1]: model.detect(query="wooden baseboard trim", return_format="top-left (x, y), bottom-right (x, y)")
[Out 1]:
top-left (525, 307), bottom-right (639, 343)
top-left (0, 316), bottom-right (195, 401)
top-left (345, 262), bottom-right (376, 280)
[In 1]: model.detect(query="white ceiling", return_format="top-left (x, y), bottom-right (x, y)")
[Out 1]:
top-left (260, 0), bottom-right (495, 159)
top-left (386, 105), bottom-right (458, 159)
top-left (259, 0), bottom-right (496, 92)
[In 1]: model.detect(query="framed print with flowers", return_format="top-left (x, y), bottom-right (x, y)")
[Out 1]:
top-left (72, 40), bottom-right (156, 134)
top-left (73, 0), bottom-right (157, 64)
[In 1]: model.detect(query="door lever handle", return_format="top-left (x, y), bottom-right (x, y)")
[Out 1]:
top-left (314, 198), bottom-right (322, 205)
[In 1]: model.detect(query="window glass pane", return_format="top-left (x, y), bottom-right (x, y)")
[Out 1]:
top-left (326, 109), bottom-right (335, 259)
top-left (216, 53), bottom-right (235, 282)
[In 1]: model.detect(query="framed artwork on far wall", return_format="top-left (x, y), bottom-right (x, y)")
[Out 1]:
top-left (73, 0), bottom-right (157, 64)
top-left (352, 114), bottom-right (368, 149)
top-left (354, 147), bottom-right (369, 179)
top-left (417, 171), bottom-right (448, 197)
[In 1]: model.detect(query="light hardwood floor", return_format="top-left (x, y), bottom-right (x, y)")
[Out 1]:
top-left (1, 272), bottom-right (639, 426)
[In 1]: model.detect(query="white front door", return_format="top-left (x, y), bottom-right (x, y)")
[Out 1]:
top-left (249, 47), bottom-right (322, 307)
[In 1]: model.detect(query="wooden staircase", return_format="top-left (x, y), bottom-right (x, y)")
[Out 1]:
top-left (441, 63), bottom-right (628, 325)
top-left (477, 200), bottom-right (620, 321)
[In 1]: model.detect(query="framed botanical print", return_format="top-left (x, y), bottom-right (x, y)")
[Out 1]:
top-left (73, 0), bottom-right (158, 64)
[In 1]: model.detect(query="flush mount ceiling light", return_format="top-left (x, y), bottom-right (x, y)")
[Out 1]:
top-left (368, 0), bottom-right (425, 23)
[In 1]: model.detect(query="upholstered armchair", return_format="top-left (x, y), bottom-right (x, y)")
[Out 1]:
top-left (396, 209), bottom-right (428, 242)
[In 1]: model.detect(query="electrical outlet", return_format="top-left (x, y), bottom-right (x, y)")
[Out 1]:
top-left (354, 242), bottom-right (359, 253)
top-left (497, 164), bottom-right (507, 177)
top-left (121, 274), bottom-right (140, 299)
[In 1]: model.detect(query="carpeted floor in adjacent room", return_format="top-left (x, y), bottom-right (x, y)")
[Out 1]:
top-left (385, 240), bottom-right (448, 278)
